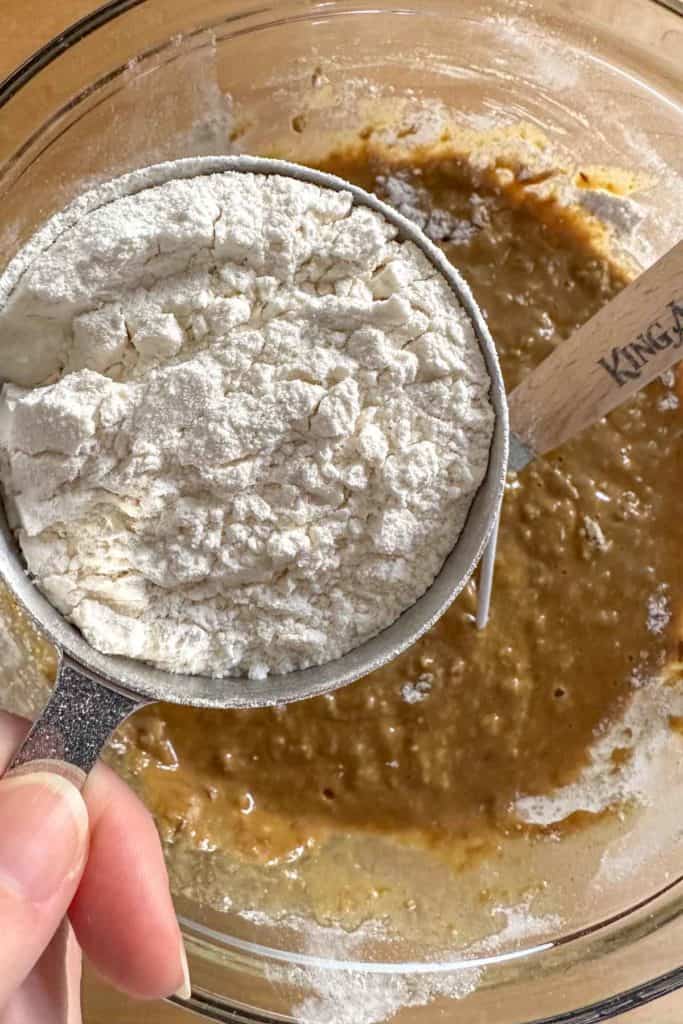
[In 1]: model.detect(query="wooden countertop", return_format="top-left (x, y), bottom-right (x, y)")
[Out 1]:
top-left (0, 3), bottom-right (679, 1022)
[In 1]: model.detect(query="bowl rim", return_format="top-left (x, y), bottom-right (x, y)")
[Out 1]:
top-left (1, 2), bottom-right (682, 1022)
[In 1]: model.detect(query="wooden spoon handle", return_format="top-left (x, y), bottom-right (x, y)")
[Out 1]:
top-left (508, 238), bottom-right (683, 461)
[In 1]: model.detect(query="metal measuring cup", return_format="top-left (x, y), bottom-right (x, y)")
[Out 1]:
top-left (0, 156), bottom-right (510, 787)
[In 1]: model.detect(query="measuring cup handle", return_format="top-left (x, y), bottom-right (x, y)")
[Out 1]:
top-left (6, 656), bottom-right (145, 790)
top-left (508, 238), bottom-right (683, 461)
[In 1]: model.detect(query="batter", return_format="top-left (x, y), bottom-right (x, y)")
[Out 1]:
top-left (110, 135), bottom-right (683, 869)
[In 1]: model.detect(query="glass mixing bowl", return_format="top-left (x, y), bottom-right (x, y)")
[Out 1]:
top-left (0, 2), bottom-right (682, 1021)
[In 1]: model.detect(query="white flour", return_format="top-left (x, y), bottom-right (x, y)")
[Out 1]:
top-left (514, 670), bottom-right (683, 826)
top-left (0, 168), bottom-right (493, 679)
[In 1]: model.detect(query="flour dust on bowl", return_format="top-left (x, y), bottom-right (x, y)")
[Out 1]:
top-left (0, 2), bottom-right (682, 1024)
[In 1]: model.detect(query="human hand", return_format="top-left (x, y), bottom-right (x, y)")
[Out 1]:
top-left (0, 711), bottom-right (190, 1022)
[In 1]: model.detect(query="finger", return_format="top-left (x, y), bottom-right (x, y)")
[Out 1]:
top-left (2, 919), bottom-right (82, 1024)
top-left (0, 711), bottom-right (189, 1001)
top-left (69, 760), bottom-right (189, 1000)
top-left (0, 768), bottom-right (89, 1010)
top-left (0, 712), bottom-right (29, 772)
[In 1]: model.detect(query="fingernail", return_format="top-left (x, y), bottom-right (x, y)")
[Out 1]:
top-left (174, 938), bottom-right (192, 1000)
top-left (0, 772), bottom-right (88, 904)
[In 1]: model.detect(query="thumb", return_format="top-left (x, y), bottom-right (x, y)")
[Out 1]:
top-left (0, 770), bottom-right (89, 1010)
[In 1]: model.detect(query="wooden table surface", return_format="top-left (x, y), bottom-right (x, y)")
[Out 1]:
top-left (1, 3), bottom-right (681, 1022)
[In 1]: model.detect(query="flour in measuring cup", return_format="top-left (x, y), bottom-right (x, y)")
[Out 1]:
top-left (0, 168), bottom-right (493, 680)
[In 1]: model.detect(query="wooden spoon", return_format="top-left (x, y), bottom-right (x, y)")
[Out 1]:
top-left (477, 238), bottom-right (683, 628)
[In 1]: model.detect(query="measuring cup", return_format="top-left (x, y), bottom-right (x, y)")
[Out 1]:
top-left (1, 156), bottom-right (680, 787)
top-left (1, 155), bottom-right (508, 787)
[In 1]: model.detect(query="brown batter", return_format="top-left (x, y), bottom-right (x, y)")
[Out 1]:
top-left (113, 139), bottom-right (683, 866)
